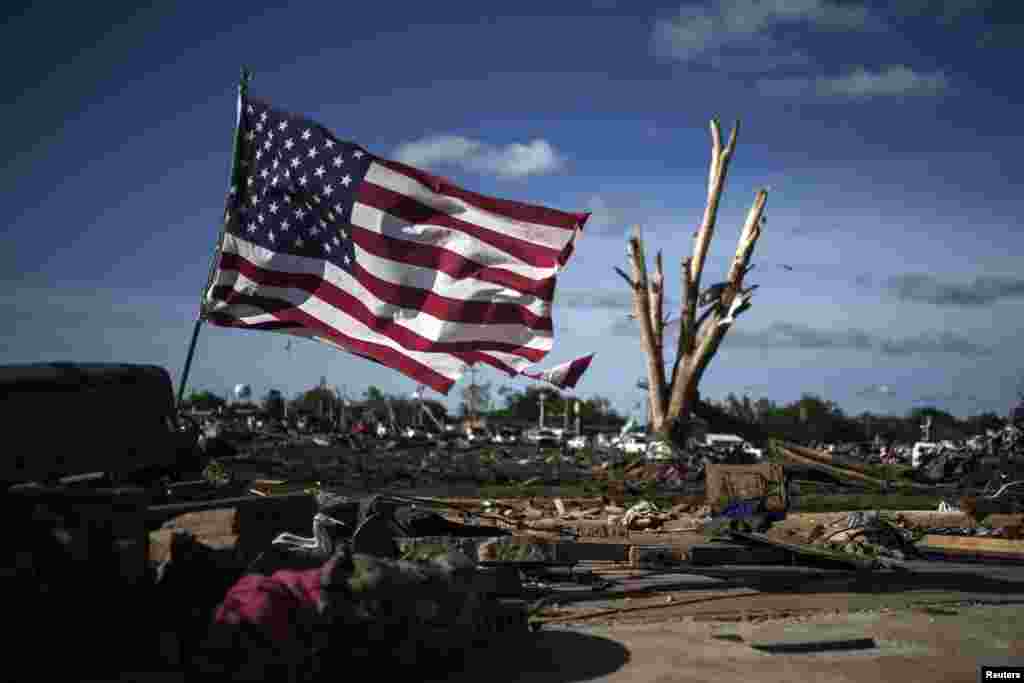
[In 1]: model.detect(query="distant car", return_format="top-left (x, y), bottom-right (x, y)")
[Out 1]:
top-left (743, 443), bottom-right (764, 460)
top-left (620, 434), bottom-right (648, 455)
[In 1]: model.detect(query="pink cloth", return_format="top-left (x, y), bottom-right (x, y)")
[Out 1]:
top-left (214, 568), bottom-right (324, 644)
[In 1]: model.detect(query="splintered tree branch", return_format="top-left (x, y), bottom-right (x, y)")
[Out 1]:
top-left (680, 119), bottom-right (738, 360)
top-left (649, 250), bottom-right (664, 357)
top-left (627, 225), bottom-right (666, 427)
top-left (668, 189), bottom-right (768, 420)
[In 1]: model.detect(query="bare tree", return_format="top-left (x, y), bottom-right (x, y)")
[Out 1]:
top-left (616, 119), bottom-right (767, 447)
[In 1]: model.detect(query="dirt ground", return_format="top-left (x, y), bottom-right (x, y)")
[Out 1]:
top-left (436, 605), bottom-right (1024, 683)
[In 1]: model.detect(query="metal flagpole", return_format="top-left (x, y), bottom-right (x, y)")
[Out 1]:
top-left (177, 67), bottom-right (253, 408)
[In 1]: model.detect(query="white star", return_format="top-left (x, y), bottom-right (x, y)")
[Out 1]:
top-left (278, 120), bottom-right (288, 131)
top-left (327, 212), bottom-right (336, 221)
top-left (322, 184), bottom-right (334, 197)
top-left (332, 155), bottom-right (343, 167)
top-left (295, 236), bottom-right (304, 247)
top-left (301, 129), bottom-right (312, 140)
top-left (323, 242), bottom-right (332, 253)
top-left (291, 157), bottom-right (301, 168)
top-left (260, 168), bottom-right (269, 179)
top-left (344, 254), bottom-right (351, 265)
top-left (271, 175), bottom-right (279, 187)
top-left (247, 104), bottom-right (254, 114)
top-left (269, 202), bottom-right (279, 214)
top-left (312, 195), bottom-right (321, 204)
top-left (250, 194), bottom-right (259, 205)
top-left (246, 130), bottom-right (255, 142)
top-left (257, 213), bottom-right (265, 224)
top-left (255, 149), bottom-right (263, 161)
top-left (341, 174), bottom-right (352, 187)
top-left (340, 229), bottom-right (348, 239)
top-left (298, 174), bottom-right (308, 187)
top-left (284, 138), bottom-right (294, 150)
top-left (267, 130), bottom-right (274, 141)
top-left (309, 225), bottom-right (319, 236)
top-left (307, 146), bottom-right (318, 159)
top-left (263, 140), bottom-right (272, 150)
top-left (255, 122), bottom-right (263, 133)
top-left (247, 175), bottom-right (254, 186)
top-left (268, 231), bottom-right (275, 243)
top-left (314, 166), bottom-right (326, 178)
top-left (333, 235), bottom-right (340, 246)
top-left (284, 195), bottom-right (292, 204)
top-left (333, 203), bottom-right (343, 214)
top-left (353, 150), bottom-right (364, 159)
top-left (295, 208), bottom-right (305, 219)
top-left (283, 169), bottom-right (291, 179)
top-left (260, 111), bottom-right (268, 122)
top-left (319, 219), bottom-right (327, 229)
top-left (280, 219), bottom-right (291, 232)
top-left (272, 159), bottom-right (280, 170)
top-left (324, 139), bottom-right (335, 150)
top-left (247, 222), bottom-right (257, 233)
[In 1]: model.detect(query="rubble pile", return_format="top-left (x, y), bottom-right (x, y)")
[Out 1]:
top-left (151, 493), bottom-right (528, 679)
top-left (809, 511), bottom-right (920, 560)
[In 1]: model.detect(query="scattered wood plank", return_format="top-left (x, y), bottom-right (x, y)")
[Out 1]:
top-left (689, 542), bottom-right (790, 566)
top-left (779, 443), bottom-right (935, 493)
top-left (918, 534), bottom-right (1024, 556)
top-left (729, 531), bottom-right (878, 570)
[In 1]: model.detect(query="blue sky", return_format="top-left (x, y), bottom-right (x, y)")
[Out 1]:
top-left (4, 1), bottom-right (1023, 419)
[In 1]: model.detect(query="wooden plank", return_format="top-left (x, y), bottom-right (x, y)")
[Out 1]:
top-left (689, 543), bottom-right (791, 566)
top-left (730, 531), bottom-right (877, 570)
top-left (919, 534), bottom-right (1024, 555)
top-left (779, 444), bottom-right (935, 493)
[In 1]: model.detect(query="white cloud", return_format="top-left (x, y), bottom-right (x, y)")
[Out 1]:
top-left (652, 0), bottom-right (872, 69)
top-left (393, 135), bottom-right (566, 179)
top-left (758, 65), bottom-right (950, 98)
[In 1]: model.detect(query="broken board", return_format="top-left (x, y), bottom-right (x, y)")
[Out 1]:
top-left (729, 531), bottom-right (878, 570)
top-left (705, 464), bottom-right (787, 514)
top-left (918, 534), bottom-right (1024, 562)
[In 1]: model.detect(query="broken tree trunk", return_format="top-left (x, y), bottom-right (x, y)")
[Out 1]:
top-left (619, 119), bottom-right (768, 449)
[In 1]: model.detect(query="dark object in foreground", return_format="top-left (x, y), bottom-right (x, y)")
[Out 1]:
top-left (750, 637), bottom-right (877, 654)
top-left (0, 362), bottom-right (201, 485)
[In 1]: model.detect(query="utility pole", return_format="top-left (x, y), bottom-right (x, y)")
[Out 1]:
top-left (563, 393), bottom-right (570, 434)
top-left (538, 390), bottom-right (547, 429)
top-left (467, 365), bottom-right (479, 426)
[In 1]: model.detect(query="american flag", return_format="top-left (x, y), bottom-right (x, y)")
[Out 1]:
top-left (521, 353), bottom-right (594, 389)
top-left (203, 94), bottom-right (589, 394)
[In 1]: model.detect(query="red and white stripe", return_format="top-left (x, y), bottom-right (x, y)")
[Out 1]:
top-left (521, 353), bottom-right (594, 389)
top-left (206, 157), bottom-right (588, 394)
